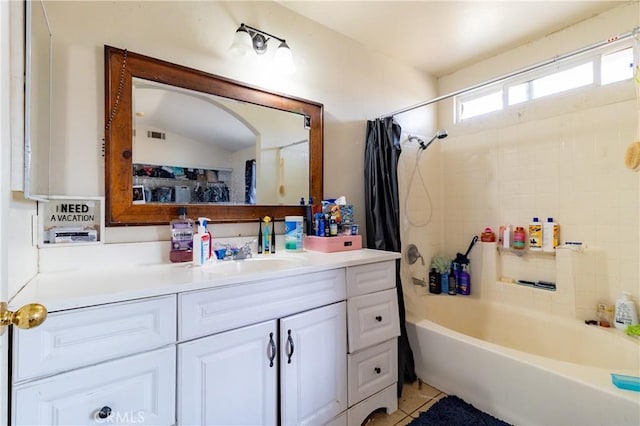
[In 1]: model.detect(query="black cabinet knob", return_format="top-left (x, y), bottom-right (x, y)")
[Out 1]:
top-left (97, 406), bottom-right (112, 419)
top-left (374, 367), bottom-right (381, 374)
top-left (375, 315), bottom-right (382, 322)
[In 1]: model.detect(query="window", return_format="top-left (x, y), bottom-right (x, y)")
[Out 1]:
top-left (601, 47), bottom-right (634, 85)
top-left (455, 44), bottom-right (635, 122)
top-left (531, 62), bottom-right (593, 99)
top-left (459, 90), bottom-right (502, 120)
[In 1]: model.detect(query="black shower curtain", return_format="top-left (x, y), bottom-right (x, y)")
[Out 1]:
top-left (364, 117), bottom-right (416, 397)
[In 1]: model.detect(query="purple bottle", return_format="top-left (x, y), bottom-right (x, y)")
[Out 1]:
top-left (457, 264), bottom-right (471, 295)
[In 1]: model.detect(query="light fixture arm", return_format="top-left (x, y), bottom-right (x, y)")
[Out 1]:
top-left (241, 23), bottom-right (287, 44)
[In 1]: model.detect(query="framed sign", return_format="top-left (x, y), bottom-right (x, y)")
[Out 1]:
top-left (38, 196), bottom-right (105, 247)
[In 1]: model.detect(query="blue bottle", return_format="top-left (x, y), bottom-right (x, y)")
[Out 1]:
top-left (441, 270), bottom-right (449, 294)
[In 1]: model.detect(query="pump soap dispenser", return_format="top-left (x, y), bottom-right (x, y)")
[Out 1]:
top-left (193, 217), bottom-right (212, 266)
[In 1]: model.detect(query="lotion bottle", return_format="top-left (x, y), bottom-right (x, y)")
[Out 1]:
top-left (542, 217), bottom-right (559, 252)
top-left (529, 217), bottom-right (542, 251)
top-left (193, 217), bottom-right (212, 266)
top-left (614, 292), bottom-right (638, 330)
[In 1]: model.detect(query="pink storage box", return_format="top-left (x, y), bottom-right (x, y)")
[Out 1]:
top-left (304, 235), bottom-right (362, 253)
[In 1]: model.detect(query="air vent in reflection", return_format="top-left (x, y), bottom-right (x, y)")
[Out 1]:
top-left (147, 130), bottom-right (166, 140)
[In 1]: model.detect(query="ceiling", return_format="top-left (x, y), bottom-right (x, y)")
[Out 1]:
top-left (279, 1), bottom-right (627, 76)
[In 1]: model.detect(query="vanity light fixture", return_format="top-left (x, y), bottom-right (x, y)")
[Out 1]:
top-left (229, 23), bottom-right (296, 74)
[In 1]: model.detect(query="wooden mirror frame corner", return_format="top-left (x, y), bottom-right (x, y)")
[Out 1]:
top-left (104, 45), bottom-right (323, 226)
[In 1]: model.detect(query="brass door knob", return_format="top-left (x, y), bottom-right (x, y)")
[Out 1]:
top-left (0, 302), bottom-right (48, 335)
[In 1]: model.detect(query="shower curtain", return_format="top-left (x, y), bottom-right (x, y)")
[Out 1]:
top-left (244, 159), bottom-right (256, 204)
top-left (364, 117), bottom-right (416, 397)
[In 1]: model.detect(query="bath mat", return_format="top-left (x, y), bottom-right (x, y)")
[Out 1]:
top-left (409, 395), bottom-right (511, 426)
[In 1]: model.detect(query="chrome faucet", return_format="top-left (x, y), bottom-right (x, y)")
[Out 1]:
top-left (232, 241), bottom-right (253, 260)
top-left (218, 240), bottom-right (256, 261)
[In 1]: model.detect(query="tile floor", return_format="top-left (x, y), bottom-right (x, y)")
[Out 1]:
top-left (363, 380), bottom-right (447, 426)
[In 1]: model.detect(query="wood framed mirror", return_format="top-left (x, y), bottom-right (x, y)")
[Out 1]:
top-left (104, 46), bottom-right (323, 226)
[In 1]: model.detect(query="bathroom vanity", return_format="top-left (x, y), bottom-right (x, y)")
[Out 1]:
top-left (8, 248), bottom-right (400, 425)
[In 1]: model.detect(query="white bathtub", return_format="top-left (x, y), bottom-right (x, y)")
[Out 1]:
top-left (406, 295), bottom-right (640, 425)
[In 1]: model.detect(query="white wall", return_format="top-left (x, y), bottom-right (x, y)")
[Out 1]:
top-left (43, 1), bottom-right (436, 244)
top-left (401, 3), bottom-right (640, 321)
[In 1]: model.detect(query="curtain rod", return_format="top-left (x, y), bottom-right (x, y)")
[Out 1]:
top-left (379, 27), bottom-right (639, 119)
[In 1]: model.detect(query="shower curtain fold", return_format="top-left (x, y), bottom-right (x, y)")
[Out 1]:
top-left (364, 117), bottom-right (416, 397)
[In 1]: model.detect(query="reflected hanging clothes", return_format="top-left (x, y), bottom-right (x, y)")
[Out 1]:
top-left (245, 159), bottom-right (256, 204)
top-left (364, 117), bottom-right (416, 397)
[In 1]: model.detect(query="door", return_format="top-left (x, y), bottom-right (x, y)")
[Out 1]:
top-left (0, 0), bottom-right (14, 422)
top-left (280, 302), bottom-right (347, 426)
top-left (178, 320), bottom-right (278, 426)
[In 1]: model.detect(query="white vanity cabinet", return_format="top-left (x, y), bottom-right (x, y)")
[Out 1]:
top-left (345, 261), bottom-right (401, 425)
top-left (8, 250), bottom-right (401, 426)
top-left (11, 295), bottom-right (177, 426)
top-left (178, 268), bottom-right (348, 426)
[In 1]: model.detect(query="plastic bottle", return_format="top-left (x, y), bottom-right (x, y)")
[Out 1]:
top-left (441, 270), bottom-right (449, 294)
top-left (448, 266), bottom-right (457, 295)
top-left (192, 217), bottom-right (212, 266)
top-left (428, 268), bottom-right (441, 294)
top-left (170, 207), bottom-right (194, 263)
top-left (542, 217), bottom-right (559, 252)
top-left (457, 264), bottom-right (471, 295)
top-left (513, 227), bottom-right (526, 250)
top-left (481, 227), bottom-right (496, 242)
top-left (529, 217), bottom-right (542, 251)
top-left (502, 224), bottom-right (512, 249)
top-left (614, 292), bottom-right (638, 330)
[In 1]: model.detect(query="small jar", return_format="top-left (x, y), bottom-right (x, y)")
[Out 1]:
top-left (481, 227), bottom-right (496, 242)
top-left (513, 227), bottom-right (526, 250)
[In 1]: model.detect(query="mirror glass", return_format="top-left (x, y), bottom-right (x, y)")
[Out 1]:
top-left (132, 78), bottom-right (310, 206)
top-left (105, 46), bottom-right (323, 226)
top-left (24, 0), bottom-right (52, 200)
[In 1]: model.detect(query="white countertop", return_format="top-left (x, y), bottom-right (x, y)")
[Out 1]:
top-left (11, 248), bottom-right (400, 312)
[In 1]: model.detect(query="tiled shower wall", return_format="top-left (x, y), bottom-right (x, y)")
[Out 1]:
top-left (439, 94), bottom-right (638, 318)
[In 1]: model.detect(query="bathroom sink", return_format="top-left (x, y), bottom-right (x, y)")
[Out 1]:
top-left (202, 255), bottom-right (309, 275)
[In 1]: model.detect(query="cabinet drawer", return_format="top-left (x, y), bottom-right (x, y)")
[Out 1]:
top-left (346, 261), bottom-right (395, 297)
top-left (347, 384), bottom-right (397, 426)
top-left (13, 295), bottom-right (177, 382)
top-left (348, 339), bottom-right (397, 406)
top-left (12, 346), bottom-right (176, 426)
top-left (347, 289), bottom-right (400, 353)
top-left (179, 269), bottom-right (346, 340)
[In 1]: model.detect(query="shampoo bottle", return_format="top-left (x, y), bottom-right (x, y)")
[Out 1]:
top-left (542, 217), bottom-right (559, 252)
top-left (614, 292), bottom-right (638, 330)
top-left (448, 266), bottom-right (457, 295)
top-left (529, 217), bottom-right (542, 251)
top-left (457, 264), bottom-right (471, 295)
top-left (428, 268), bottom-right (441, 294)
top-left (192, 217), bottom-right (212, 266)
top-left (513, 227), bottom-right (526, 250)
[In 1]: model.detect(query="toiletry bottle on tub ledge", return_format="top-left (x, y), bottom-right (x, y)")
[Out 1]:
top-left (614, 292), bottom-right (638, 330)
top-left (458, 264), bottom-right (471, 295)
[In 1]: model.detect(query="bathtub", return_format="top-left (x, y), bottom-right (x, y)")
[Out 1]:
top-left (406, 295), bottom-right (640, 425)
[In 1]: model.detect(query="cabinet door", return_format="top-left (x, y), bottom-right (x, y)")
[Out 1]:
top-left (178, 320), bottom-right (278, 426)
top-left (281, 302), bottom-right (347, 426)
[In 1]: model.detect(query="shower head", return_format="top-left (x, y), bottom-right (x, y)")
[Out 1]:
top-left (409, 129), bottom-right (448, 151)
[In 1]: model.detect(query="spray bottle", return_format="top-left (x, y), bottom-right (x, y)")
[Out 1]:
top-left (193, 217), bottom-right (212, 266)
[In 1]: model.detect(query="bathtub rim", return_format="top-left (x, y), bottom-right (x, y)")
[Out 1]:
top-left (408, 316), bottom-right (640, 405)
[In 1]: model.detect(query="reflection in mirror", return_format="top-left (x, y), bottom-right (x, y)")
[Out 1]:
top-left (105, 46), bottom-right (323, 226)
top-left (24, 0), bottom-right (52, 200)
top-left (132, 79), bottom-right (310, 206)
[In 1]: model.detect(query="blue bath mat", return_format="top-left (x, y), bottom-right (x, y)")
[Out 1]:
top-left (409, 395), bottom-right (511, 426)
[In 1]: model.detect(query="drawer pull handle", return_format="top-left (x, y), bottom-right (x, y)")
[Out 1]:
top-left (375, 315), bottom-right (382, 322)
top-left (286, 330), bottom-right (295, 364)
top-left (97, 406), bottom-right (112, 419)
top-left (268, 332), bottom-right (276, 367)
top-left (374, 367), bottom-right (381, 374)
